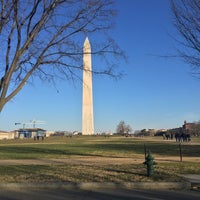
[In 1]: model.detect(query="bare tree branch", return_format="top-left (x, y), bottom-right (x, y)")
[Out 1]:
top-left (170, 0), bottom-right (200, 75)
top-left (0, 0), bottom-right (125, 112)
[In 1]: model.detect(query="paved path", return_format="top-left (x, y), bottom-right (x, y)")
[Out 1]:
top-left (181, 174), bottom-right (200, 191)
top-left (0, 187), bottom-right (199, 200)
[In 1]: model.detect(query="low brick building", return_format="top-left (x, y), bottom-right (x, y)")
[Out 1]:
top-left (183, 120), bottom-right (195, 133)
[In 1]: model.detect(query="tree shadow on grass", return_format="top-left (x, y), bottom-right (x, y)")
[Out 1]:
top-left (0, 146), bottom-right (96, 159)
top-left (88, 143), bottom-right (200, 157)
top-left (0, 141), bottom-right (199, 159)
top-left (106, 168), bottom-right (146, 177)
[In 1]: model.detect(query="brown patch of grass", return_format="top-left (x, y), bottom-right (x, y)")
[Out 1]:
top-left (0, 136), bottom-right (199, 183)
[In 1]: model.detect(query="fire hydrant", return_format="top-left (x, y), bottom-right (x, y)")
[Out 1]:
top-left (143, 151), bottom-right (156, 177)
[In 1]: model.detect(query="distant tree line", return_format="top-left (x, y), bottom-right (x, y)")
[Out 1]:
top-left (134, 129), bottom-right (157, 137)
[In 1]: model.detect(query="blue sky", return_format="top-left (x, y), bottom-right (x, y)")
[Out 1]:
top-left (1, 0), bottom-right (200, 132)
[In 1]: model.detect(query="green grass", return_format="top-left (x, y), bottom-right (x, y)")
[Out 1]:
top-left (0, 135), bottom-right (199, 183)
top-left (0, 136), bottom-right (199, 159)
top-left (0, 162), bottom-right (199, 183)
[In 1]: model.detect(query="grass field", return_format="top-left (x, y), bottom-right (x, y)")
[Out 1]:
top-left (0, 135), bottom-right (199, 183)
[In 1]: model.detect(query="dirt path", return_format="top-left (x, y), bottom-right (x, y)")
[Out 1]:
top-left (0, 156), bottom-right (199, 166)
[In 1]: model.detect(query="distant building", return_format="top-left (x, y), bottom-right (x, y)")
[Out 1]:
top-left (182, 120), bottom-right (195, 133)
top-left (0, 130), bottom-right (15, 140)
top-left (46, 131), bottom-right (55, 137)
top-left (17, 128), bottom-right (46, 139)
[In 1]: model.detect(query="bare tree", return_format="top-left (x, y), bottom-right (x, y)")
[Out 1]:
top-left (0, 0), bottom-right (125, 112)
top-left (170, 0), bottom-right (200, 74)
top-left (116, 121), bottom-right (132, 135)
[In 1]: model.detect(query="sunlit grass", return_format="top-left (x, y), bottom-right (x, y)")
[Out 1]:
top-left (0, 162), bottom-right (199, 183)
top-left (0, 136), bottom-right (199, 159)
top-left (0, 135), bottom-right (199, 183)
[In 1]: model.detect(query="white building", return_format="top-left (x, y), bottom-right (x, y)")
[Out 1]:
top-left (0, 131), bottom-right (15, 140)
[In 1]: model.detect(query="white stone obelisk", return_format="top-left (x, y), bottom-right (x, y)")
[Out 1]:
top-left (82, 37), bottom-right (94, 135)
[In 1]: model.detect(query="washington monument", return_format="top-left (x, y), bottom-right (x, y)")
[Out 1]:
top-left (82, 37), bottom-right (94, 135)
